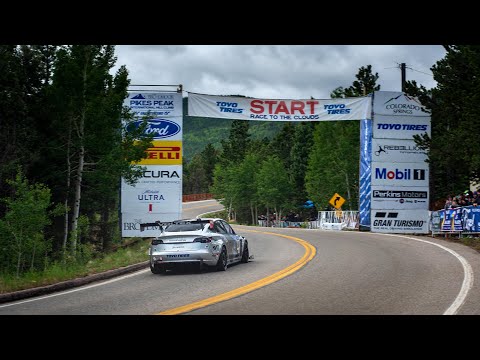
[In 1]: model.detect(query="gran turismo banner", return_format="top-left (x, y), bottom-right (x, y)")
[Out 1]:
top-left (187, 92), bottom-right (372, 121)
top-left (371, 209), bottom-right (429, 233)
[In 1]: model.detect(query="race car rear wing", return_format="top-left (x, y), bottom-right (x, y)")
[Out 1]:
top-left (139, 219), bottom-right (213, 232)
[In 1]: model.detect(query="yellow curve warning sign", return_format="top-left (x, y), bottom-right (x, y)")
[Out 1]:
top-left (329, 193), bottom-right (345, 209)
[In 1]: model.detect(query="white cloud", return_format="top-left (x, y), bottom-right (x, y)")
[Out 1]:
top-left (113, 45), bottom-right (446, 99)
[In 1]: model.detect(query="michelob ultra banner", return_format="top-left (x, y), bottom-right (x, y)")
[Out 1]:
top-left (188, 92), bottom-right (371, 121)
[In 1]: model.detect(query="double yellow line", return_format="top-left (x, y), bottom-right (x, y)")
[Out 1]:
top-left (156, 229), bottom-right (316, 315)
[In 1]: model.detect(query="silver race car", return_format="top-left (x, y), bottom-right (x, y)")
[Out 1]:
top-left (140, 218), bottom-right (251, 274)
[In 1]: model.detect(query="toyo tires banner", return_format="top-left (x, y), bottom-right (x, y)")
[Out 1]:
top-left (188, 92), bottom-right (371, 121)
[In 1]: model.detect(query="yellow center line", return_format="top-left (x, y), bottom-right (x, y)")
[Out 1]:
top-left (156, 229), bottom-right (316, 315)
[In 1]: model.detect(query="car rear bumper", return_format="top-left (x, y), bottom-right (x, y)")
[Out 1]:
top-left (150, 249), bottom-right (219, 266)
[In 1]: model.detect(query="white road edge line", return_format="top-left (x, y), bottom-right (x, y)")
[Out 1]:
top-left (0, 269), bottom-right (150, 308)
top-left (381, 234), bottom-right (474, 315)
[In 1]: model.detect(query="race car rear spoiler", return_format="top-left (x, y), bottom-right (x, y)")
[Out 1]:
top-left (139, 219), bottom-right (213, 232)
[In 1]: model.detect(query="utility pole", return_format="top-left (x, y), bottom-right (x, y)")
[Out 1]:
top-left (400, 63), bottom-right (406, 92)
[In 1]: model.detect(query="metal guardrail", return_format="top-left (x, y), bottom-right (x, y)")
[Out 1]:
top-left (257, 211), bottom-right (359, 231)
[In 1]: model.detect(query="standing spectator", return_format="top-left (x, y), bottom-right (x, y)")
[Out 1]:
top-left (444, 195), bottom-right (453, 209)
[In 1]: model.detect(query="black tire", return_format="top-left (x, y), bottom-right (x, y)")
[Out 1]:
top-left (241, 242), bottom-right (249, 263)
top-left (150, 262), bottom-right (166, 274)
top-left (216, 247), bottom-right (228, 271)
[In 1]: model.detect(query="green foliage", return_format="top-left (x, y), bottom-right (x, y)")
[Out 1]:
top-left (0, 168), bottom-right (54, 276)
top-left (306, 121), bottom-right (359, 210)
top-left (256, 155), bottom-right (292, 213)
top-left (305, 64), bottom-right (380, 211)
top-left (183, 143), bottom-right (219, 194)
top-left (0, 238), bottom-right (151, 293)
top-left (406, 46), bottom-right (480, 201)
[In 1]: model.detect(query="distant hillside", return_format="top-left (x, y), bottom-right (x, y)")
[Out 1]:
top-left (182, 97), bottom-right (286, 161)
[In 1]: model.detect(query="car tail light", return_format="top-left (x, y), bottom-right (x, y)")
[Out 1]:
top-left (194, 237), bottom-right (213, 243)
top-left (152, 239), bottom-right (163, 245)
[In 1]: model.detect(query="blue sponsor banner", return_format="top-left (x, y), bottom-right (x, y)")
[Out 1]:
top-left (440, 208), bottom-right (464, 231)
top-left (462, 206), bottom-right (480, 232)
top-left (359, 118), bottom-right (372, 229)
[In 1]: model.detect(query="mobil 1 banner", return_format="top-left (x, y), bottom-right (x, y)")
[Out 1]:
top-left (371, 162), bottom-right (429, 187)
top-left (122, 212), bottom-right (175, 238)
top-left (373, 91), bottom-right (430, 117)
top-left (372, 209), bottom-right (429, 234)
top-left (372, 138), bottom-right (427, 163)
top-left (373, 114), bottom-right (431, 140)
top-left (371, 185), bottom-right (429, 210)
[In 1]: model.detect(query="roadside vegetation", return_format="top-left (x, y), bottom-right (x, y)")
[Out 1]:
top-left (0, 237), bottom-right (149, 294)
top-left (2, 45), bottom-right (480, 292)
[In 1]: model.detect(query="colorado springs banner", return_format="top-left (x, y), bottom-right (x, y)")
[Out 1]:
top-left (188, 92), bottom-right (372, 121)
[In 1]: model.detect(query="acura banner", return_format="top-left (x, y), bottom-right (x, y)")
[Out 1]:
top-left (188, 92), bottom-right (372, 121)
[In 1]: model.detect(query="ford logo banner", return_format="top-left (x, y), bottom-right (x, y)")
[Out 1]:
top-left (127, 119), bottom-right (181, 139)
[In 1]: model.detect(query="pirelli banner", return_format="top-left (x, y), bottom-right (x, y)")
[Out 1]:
top-left (188, 92), bottom-right (371, 121)
top-left (121, 91), bottom-right (183, 237)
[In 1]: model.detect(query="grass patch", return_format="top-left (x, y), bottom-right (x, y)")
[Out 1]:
top-left (0, 238), bottom-right (151, 294)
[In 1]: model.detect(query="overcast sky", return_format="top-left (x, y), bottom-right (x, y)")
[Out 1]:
top-left (113, 45), bottom-right (446, 99)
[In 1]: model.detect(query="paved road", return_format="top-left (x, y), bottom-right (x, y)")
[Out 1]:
top-left (1, 199), bottom-right (480, 315)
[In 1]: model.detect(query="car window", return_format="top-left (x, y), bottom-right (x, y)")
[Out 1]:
top-left (214, 221), bottom-right (228, 234)
top-left (221, 221), bottom-right (236, 235)
top-left (164, 223), bottom-right (204, 232)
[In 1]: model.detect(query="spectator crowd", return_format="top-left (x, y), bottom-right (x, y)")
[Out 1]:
top-left (444, 189), bottom-right (480, 209)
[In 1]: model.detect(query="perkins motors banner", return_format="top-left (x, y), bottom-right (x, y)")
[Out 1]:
top-left (188, 92), bottom-right (372, 121)
top-left (371, 185), bottom-right (429, 210)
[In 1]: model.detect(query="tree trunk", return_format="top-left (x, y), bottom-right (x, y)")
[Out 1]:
top-left (344, 172), bottom-right (351, 210)
top-left (30, 243), bottom-right (36, 271)
top-left (71, 57), bottom-right (88, 257)
top-left (101, 205), bottom-right (111, 251)
top-left (250, 202), bottom-right (255, 225)
top-left (62, 119), bottom-right (72, 260)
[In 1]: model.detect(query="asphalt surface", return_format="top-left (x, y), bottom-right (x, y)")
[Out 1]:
top-left (2, 199), bottom-right (480, 315)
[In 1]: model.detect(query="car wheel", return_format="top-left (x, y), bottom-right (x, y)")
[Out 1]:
top-left (241, 242), bottom-right (249, 263)
top-left (150, 263), bottom-right (166, 274)
top-left (216, 247), bottom-right (228, 271)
